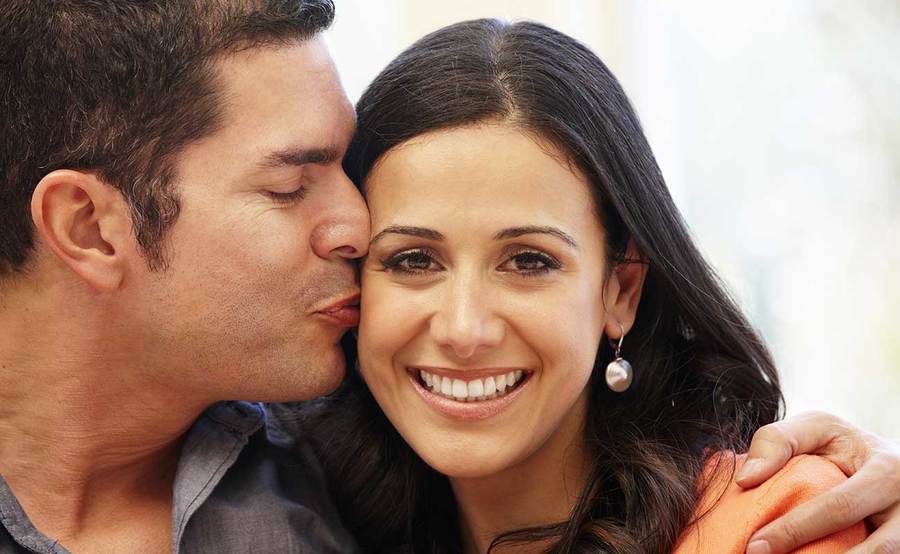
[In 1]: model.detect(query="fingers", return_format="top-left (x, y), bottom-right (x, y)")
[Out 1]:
top-left (748, 457), bottom-right (900, 554)
top-left (844, 503), bottom-right (900, 554)
top-left (737, 411), bottom-right (849, 488)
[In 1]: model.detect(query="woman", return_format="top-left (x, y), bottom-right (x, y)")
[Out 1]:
top-left (302, 19), bottom-right (874, 553)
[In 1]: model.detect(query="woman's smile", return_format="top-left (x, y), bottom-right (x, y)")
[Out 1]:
top-left (408, 366), bottom-right (532, 420)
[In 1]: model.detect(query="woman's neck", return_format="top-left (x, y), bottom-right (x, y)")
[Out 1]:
top-left (450, 393), bottom-right (592, 554)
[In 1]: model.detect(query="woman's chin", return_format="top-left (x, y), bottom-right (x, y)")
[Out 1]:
top-left (413, 442), bottom-right (519, 480)
top-left (428, 459), bottom-right (508, 480)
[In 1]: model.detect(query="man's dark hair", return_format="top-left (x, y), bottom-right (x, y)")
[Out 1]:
top-left (0, 0), bottom-right (335, 273)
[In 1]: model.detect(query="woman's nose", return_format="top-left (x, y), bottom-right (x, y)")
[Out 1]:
top-left (428, 277), bottom-right (505, 359)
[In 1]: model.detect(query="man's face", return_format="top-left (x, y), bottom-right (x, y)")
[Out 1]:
top-left (128, 37), bottom-right (368, 403)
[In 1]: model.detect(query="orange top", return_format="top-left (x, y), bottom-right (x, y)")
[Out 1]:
top-left (673, 454), bottom-right (867, 553)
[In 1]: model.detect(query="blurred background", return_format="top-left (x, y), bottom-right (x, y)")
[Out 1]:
top-left (328, 0), bottom-right (900, 436)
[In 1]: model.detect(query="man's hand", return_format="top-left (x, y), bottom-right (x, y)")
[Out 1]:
top-left (736, 411), bottom-right (900, 554)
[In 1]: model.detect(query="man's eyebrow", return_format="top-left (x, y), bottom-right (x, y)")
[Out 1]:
top-left (259, 147), bottom-right (340, 168)
top-left (493, 226), bottom-right (579, 248)
top-left (370, 226), bottom-right (445, 245)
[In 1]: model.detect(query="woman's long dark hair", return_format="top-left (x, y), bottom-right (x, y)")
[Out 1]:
top-left (300, 19), bottom-right (783, 553)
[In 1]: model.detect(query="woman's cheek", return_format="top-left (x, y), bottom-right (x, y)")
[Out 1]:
top-left (542, 287), bottom-right (605, 383)
top-left (358, 282), bottom-right (418, 392)
top-left (363, 281), bottom-right (418, 340)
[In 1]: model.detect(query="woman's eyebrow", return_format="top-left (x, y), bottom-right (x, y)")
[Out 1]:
top-left (493, 226), bottom-right (579, 248)
top-left (370, 225), bottom-right (445, 245)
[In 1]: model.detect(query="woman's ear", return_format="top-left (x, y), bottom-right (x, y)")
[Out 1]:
top-left (603, 238), bottom-right (649, 338)
top-left (30, 169), bottom-right (134, 291)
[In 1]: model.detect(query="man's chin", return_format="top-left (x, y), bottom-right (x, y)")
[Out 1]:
top-left (295, 361), bottom-right (347, 401)
top-left (255, 351), bottom-right (347, 403)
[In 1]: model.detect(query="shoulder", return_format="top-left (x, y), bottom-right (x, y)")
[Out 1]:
top-left (673, 453), bottom-right (867, 554)
top-left (181, 404), bottom-right (360, 553)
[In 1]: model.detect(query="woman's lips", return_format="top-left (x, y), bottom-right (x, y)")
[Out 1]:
top-left (407, 367), bottom-right (532, 420)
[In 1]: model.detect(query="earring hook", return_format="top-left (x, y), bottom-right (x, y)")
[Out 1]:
top-left (614, 322), bottom-right (625, 358)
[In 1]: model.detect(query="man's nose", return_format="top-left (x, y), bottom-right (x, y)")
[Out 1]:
top-left (311, 169), bottom-right (371, 260)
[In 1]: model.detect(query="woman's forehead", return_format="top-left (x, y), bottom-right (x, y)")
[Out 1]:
top-left (366, 124), bottom-right (591, 202)
top-left (363, 124), bottom-right (603, 244)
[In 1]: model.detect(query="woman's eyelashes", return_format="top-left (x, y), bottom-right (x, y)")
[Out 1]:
top-left (498, 249), bottom-right (562, 277)
top-left (379, 246), bottom-right (562, 278)
top-left (381, 248), bottom-right (444, 275)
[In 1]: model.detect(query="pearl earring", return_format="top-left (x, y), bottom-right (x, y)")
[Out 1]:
top-left (605, 322), bottom-right (633, 392)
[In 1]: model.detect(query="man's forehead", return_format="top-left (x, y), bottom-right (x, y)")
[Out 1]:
top-left (214, 38), bottom-right (350, 117)
top-left (213, 39), bottom-right (353, 143)
top-left (173, 37), bottom-right (355, 186)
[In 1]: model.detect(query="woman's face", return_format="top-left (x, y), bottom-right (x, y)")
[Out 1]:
top-left (358, 123), bottom-right (613, 478)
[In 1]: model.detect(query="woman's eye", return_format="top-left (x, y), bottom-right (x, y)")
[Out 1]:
top-left (265, 186), bottom-right (308, 205)
top-left (381, 249), bottom-right (443, 275)
top-left (499, 251), bottom-right (561, 275)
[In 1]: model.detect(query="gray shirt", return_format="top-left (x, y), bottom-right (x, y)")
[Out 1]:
top-left (0, 401), bottom-right (359, 553)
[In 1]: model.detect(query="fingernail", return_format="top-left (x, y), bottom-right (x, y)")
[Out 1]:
top-left (736, 458), bottom-right (761, 481)
top-left (746, 540), bottom-right (771, 554)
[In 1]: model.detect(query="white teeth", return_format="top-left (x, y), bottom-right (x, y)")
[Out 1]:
top-left (495, 373), bottom-right (507, 393)
top-left (452, 379), bottom-right (468, 399)
top-left (483, 376), bottom-right (497, 396)
top-left (417, 370), bottom-right (527, 402)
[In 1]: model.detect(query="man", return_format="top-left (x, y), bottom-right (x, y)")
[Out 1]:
top-left (1, 1), bottom-right (365, 552)
top-left (2, 2), bottom-right (899, 554)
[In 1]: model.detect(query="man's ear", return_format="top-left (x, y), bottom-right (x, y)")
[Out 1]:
top-left (31, 170), bottom-right (133, 291)
top-left (603, 238), bottom-right (649, 338)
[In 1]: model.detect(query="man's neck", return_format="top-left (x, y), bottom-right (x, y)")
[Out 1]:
top-left (0, 289), bottom-right (208, 550)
